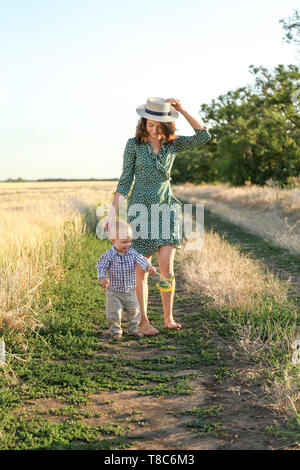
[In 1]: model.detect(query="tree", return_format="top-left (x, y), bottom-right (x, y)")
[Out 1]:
top-left (280, 9), bottom-right (300, 47)
top-left (280, 9), bottom-right (300, 64)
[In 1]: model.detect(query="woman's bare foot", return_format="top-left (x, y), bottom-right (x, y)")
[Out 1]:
top-left (165, 321), bottom-right (181, 330)
top-left (129, 331), bottom-right (144, 338)
top-left (139, 321), bottom-right (159, 336)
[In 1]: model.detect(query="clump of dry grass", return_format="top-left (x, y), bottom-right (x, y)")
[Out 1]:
top-left (264, 369), bottom-right (300, 423)
top-left (179, 229), bottom-right (288, 311)
top-left (0, 212), bottom-right (85, 352)
top-left (0, 181), bottom-right (116, 352)
top-left (173, 182), bottom-right (300, 254)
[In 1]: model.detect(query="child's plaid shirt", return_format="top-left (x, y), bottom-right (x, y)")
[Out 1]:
top-left (96, 246), bottom-right (151, 292)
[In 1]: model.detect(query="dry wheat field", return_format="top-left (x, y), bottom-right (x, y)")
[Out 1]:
top-left (173, 182), bottom-right (300, 255)
top-left (0, 180), bottom-right (116, 342)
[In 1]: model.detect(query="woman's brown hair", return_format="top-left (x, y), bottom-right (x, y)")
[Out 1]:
top-left (135, 118), bottom-right (176, 144)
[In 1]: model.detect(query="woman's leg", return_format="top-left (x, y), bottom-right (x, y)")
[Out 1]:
top-left (136, 254), bottom-right (159, 335)
top-left (157, 244), bottom-right (181, 330)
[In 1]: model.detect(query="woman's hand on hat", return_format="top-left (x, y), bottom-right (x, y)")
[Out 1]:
top-left (165, 98), bottom-right (185, 114)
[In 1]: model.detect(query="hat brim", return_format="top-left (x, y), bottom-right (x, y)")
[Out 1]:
top-left (136, 105), bottom-right (179, 122)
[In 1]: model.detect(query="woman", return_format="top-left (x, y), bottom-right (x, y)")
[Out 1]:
top-left (105, 97), bottom-right (211, 336)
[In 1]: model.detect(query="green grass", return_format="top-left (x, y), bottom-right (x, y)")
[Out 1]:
top-left (0, 414), bottom-right (131, 450)
top-left (168, 405), bottom-right (226, 438)
top-left (0, 231), bottom-right (226, 449)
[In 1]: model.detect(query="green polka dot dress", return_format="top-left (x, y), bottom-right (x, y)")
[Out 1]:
top-left (114, 128), bottom-right (211, 256)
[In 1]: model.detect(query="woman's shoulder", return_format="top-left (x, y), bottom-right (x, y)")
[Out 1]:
top-left (126, 137), bottom-right (139, 147)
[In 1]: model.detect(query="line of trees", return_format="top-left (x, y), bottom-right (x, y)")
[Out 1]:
top-left (2, 178), bottom-right (118, 183)
top-left (172, 10), bottom-right (300, 187)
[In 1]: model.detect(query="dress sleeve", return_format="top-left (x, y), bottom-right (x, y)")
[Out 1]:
top-left (173, 128), bottom-right (211, 153)
top-left (114, 138), bottom-right (136, 196)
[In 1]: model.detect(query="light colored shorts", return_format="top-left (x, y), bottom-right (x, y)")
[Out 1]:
top-left (105, 288), bottom-right (140, 336)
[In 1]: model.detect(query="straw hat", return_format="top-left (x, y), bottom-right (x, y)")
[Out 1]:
top-left (136, 97), bottom-right (179, 122)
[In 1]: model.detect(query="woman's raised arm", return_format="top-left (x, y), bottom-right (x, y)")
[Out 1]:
top-left (165, 98), bottom-right (211, 152)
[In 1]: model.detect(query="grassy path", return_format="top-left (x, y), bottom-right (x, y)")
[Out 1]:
top-left (0, 231), bottom-right (297, 450)
top-left (203, 207), bottom-right (300, 300)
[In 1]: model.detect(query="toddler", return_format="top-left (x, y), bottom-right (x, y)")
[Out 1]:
top-left (97, 220), bottom-right (156, 339)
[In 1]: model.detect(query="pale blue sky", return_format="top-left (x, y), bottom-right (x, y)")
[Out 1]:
top-left (0, 0), bottom-right (298, 180)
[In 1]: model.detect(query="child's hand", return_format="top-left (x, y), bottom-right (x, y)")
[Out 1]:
top-left (99, 277), bottom-right (110, 288)
top-left (147, 265), bottom-right (156, 275)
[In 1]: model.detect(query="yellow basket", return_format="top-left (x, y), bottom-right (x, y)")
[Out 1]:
top-left (155, 273), bottom-right (175, 292)
top-left (156, 283), bottom-right (175, 292)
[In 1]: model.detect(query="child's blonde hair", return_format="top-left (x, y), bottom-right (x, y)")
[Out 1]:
top-left (108, 220), bottom-right (133, 240)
